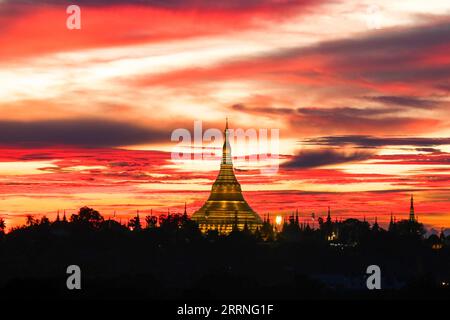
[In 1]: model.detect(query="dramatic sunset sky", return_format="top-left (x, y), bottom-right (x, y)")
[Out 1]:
top-left (1, 0), bottom-right (450, 231)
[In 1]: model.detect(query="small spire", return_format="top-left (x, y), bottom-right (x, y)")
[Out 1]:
top-left (373, 217), bottom-right (379, 231)
top-left (233, 210), bottom-right (238, 231)
top-left (222, 118), bottom-right (232, 165)
top-left (183, 202), bottom-right (188, 221)
top-left (409, 194), bottom-right (415, 222)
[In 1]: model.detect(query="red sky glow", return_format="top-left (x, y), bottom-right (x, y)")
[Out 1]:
top-left (1, 0), bottom-right (450, 231)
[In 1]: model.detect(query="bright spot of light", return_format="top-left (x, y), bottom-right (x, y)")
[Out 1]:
top-left (275, 215), bottom-right (283, 225)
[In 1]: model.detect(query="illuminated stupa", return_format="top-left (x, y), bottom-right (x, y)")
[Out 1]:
top-left (192, 119), bottom-right (262, 233)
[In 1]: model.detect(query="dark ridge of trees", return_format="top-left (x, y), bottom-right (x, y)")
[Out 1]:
top-left (0, 206), bottom-right (449, 300)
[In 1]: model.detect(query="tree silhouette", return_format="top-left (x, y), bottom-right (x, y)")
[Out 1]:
top-left (26, 215), bottom-right (38, 227)
top-left (260, 219), bottom-right (274, 241)
top-left (145, 215), bottom-right (157, 229)
top-left (0, 218), bottom-right (5, 236)
top-left (40, 216), bottom-right (50, 226)
top-left (0, 204), bottom-right (448, 300)
top-left (70, 206), bottom-right (104, 229)
top-left (128, 213), bottom-right (142, 231)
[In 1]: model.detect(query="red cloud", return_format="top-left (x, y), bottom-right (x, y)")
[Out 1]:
top-left (0, 1), bottom-right (324, 61)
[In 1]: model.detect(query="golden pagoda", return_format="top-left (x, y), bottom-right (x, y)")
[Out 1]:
top-left (192, 119), bottom-right (262, 233)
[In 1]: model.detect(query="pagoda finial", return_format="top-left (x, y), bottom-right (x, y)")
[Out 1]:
top-left (409, 194), bottom-right (415, 222)
top-left (222, 118), bottom-right (232, 165)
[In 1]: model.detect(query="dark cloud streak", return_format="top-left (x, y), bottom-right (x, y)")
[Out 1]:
top-left (302, 136), bottom-right (450, 148)
top-left (0, 118), bottom-right (169, 147)
top-left (262, 17), bottom-right (450, 85)
top-left (363, 96), bottom-right (439, 109)
top-left (282, 149), bottom-right (373, 168)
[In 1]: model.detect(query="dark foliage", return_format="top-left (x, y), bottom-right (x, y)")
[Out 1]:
top-left (0, 207), bottom-right (449, 300)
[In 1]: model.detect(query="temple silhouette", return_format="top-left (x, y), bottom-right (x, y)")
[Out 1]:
top-left (192, 119), bottom-right (263, 233)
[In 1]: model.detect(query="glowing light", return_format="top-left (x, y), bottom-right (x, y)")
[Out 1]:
top-left (275, 215), bottom-right (282, 225)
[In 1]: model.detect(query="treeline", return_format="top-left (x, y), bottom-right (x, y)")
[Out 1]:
top-left (0, 206), bottom-right (449, 299)
top-left (0, 206), bottom-right (448, 248)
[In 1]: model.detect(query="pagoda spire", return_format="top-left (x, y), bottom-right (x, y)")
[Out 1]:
top-left (183, 202), bottom-right (188, 221)
top-left (326, 206), bottom-right (331, 223)
top-left (373, 216), bottom-right (379, 232)
top-left (222, 117), bottom-right (232, 165)
top-left (192, 118), bottom-right (262, 233)
top-left (409, 194), bottom-right (415, 222)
